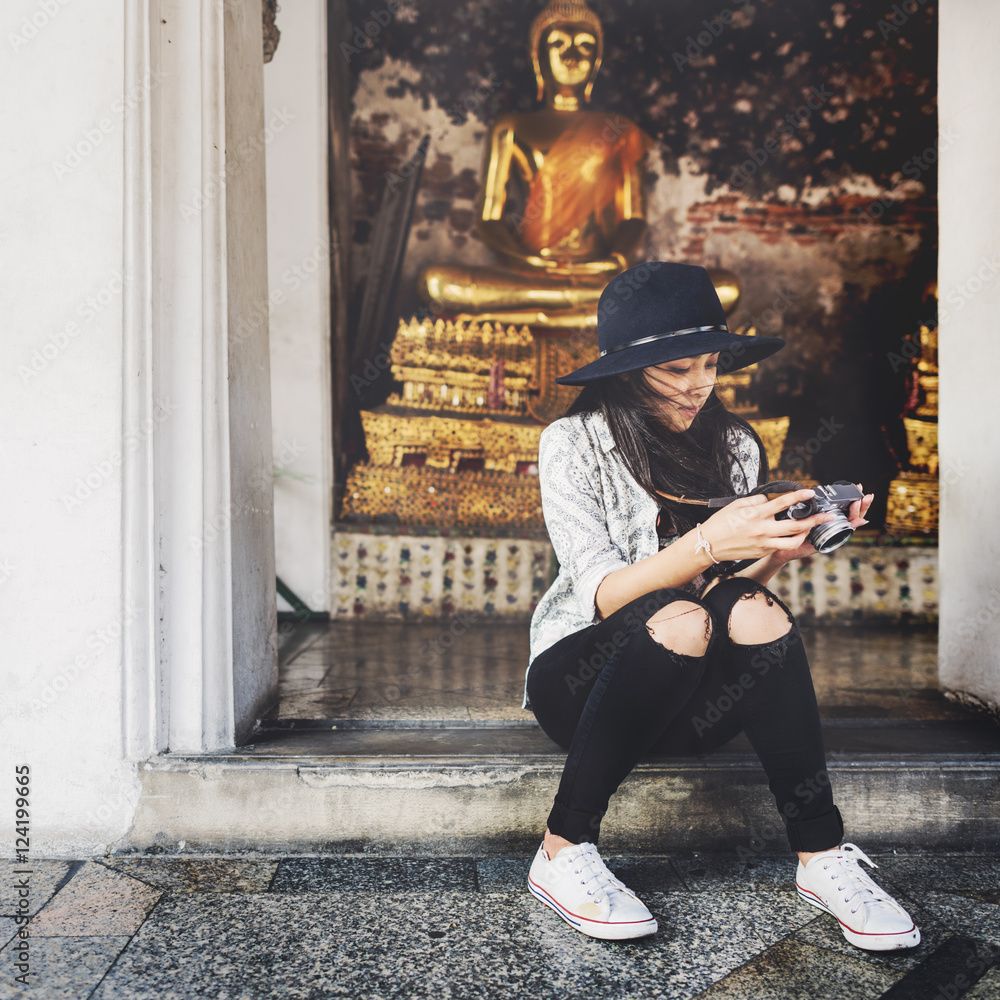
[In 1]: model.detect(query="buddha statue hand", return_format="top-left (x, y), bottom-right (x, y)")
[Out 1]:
top-left (533, 251), bottom-right (630, 278)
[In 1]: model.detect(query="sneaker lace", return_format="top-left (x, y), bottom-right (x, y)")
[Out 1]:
top-left (821, 843), bottom-right (894, 915)
top-left (571, 844), bottom-right (630, 905)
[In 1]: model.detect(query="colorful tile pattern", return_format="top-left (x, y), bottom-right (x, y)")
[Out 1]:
top-left (332, 531), bottom-right (938, 622)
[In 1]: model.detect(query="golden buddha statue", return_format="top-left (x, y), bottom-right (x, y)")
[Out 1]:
top-left (418, 0), bottom-right (738, 332)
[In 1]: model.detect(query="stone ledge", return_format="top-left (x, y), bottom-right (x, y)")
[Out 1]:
top-left (122, 722), bottom-right (999, 856)
top-left (121, 758), bottom-right (1000, 856)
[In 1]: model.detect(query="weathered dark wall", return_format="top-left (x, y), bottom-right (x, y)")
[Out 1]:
top-left (341, 0), bottom-right (938, 527)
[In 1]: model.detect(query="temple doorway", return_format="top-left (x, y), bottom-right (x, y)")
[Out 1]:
top-left (325, 0), bottom-right (938, 623)
top-left (264, 0), bottom-right (952, 731)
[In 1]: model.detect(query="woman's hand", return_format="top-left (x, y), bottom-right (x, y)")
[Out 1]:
top-left (699, 486), bottom-right (874, 564)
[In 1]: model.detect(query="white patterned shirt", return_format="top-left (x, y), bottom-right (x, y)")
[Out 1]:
top-left (524, 409), bottom-right (760, 708)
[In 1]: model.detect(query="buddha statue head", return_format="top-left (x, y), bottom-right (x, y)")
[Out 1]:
top-left (529, 0), bottom-right (604, 108)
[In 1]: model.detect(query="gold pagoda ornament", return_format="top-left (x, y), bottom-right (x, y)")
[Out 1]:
top-left (388, 317), bottom-right (535, 415)
top-left (340, 315), bottom-right (549, 530)
top-left (885, 316), bottom-right (939, 535)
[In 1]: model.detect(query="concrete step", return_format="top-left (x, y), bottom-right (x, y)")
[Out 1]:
top-left (122, 719), bottom-right (1000, 856)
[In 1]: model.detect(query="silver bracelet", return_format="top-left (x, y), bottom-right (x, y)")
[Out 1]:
top-left (694, 523), bottom-right (720, 565)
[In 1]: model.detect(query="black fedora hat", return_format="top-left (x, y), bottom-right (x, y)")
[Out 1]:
top-left (555, 261), bottom-right (785, 384)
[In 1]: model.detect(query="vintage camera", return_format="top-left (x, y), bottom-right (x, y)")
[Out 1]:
top-left (774, 481), bottom-right (863, 554)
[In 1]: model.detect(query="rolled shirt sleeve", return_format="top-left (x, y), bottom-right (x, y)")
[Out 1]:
top-left (537, 421), bottom-right (630, 622)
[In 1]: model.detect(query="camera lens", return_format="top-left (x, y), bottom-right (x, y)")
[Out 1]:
top-left (808, 511), bottom-right (854, 554)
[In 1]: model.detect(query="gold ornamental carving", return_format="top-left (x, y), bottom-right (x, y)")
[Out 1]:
top-left (339, 312), bottom-right (793, 529)
top-left (360, 409), bottom-right (541, 474)
top-left (886, 472), bottom-right (939, 536)
top-left (341, 464), bottom-right (544, 530)
top-left (527, 332), bottom-right (598, 424)
top-left (886, 319), bottom-right (939, 535)
top-left (345, 402), bottom-right (789, 530)
top-left (388, 317), bottom-right (534, 415)
top-left (903, 418), bottom-right (938, 476)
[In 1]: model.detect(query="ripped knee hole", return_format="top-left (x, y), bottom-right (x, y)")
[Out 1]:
top-left (644, 603), bottom-right (712, 654)
top-left (728, 590), bottom-right (794, 644)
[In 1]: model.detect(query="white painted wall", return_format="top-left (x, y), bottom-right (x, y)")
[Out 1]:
top-left (264, 0), bottom-right (333, 612)
top-left (0, 0), bottom-right (141, 854)
top-left (938, 0), bottom-right (1000, 716)
top-left (1, 0), bottom-right (278, 855)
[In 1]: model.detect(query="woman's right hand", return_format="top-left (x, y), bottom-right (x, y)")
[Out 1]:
top-left (698, 489), bottom-right (838, 562)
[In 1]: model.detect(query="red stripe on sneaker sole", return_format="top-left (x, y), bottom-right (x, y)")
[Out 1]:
top-left (527, 876), bottom-right (655, 930)
top-left (795, 883), bottom-right (917, 938)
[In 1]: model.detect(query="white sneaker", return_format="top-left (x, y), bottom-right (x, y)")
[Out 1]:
top-left (795, 843), bottom-right (921, 950)
top-left (527, 841), bottom-right (658, 941)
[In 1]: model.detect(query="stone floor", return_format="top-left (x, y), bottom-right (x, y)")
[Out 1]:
top-left (3, 852), bottom-right (999, 999)
top-left (9, 623), bottom-right (1000, 996)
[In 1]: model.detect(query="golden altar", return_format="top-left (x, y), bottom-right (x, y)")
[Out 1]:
top-left (339, 315), bottom-right (790, 530)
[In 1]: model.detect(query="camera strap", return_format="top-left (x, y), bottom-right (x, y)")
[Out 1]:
top-left (654, 480), bottom-right (806, 510)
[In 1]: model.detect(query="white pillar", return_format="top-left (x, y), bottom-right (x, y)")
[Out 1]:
top-left (222, 0), bottom-right (280, 744)
top-left (141, 0), bottom-right (277, 752)
top-left (938, 0), bottom-right (1000, 718)
top-left (264, 0), bottom-right (334, 613)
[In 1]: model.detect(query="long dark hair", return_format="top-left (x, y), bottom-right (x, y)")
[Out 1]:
top-left (565, 369), bottom-right (769, 537)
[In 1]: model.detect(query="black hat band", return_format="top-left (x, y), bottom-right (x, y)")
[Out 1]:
top-left (599, 324), bottom-right (730, 358)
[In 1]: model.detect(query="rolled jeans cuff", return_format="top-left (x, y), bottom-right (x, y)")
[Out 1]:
top-left (546, 799), bottom-right (606, 846)
top-left (785, 805), bottom-right (845, 853)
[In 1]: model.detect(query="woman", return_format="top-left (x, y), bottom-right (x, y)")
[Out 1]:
top-left (523, 262), bottom-right (920, 949)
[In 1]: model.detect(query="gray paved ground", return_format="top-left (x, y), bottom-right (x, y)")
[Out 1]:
top-left (2, 852), bottom-right (998, 999)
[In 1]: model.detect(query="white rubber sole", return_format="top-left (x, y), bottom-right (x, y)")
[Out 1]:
top-left (527, 876), bottom-right (658, 941)
top-left (796, 884), bottom-right (921, 950)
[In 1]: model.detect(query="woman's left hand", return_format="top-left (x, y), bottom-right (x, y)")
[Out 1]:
top-left (772, 485), bottom-right (874, 564)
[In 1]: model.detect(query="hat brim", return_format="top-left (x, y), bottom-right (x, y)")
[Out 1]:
top-left (554, 330), bottom-right (785, 385)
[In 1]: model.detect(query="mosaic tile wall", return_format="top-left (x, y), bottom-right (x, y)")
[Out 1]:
top-left (331, 531), bottom-right (938, 623)
top-left (767, 545), bottom-right (938, 623)
top-left (330, 532), bottom-right (555, 619)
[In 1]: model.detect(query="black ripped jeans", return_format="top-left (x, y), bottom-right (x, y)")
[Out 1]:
top-left (525, 577), bottom-right (844, 852)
